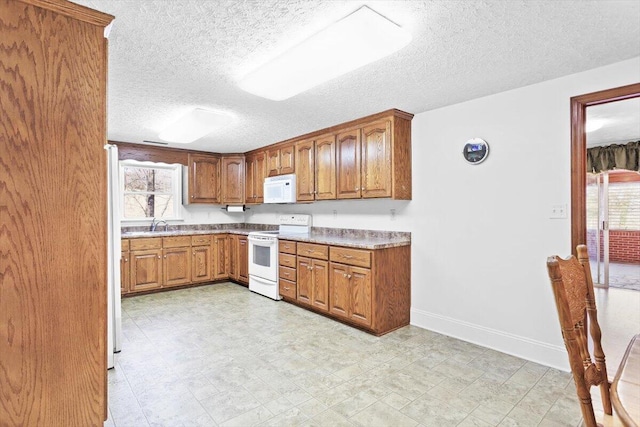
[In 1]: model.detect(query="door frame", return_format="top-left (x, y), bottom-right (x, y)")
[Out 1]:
top-left (570, 82), bottom-right (640, 251)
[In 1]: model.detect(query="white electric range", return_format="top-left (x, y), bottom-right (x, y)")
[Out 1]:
top-left (248, 214), bottom-right (311, 300)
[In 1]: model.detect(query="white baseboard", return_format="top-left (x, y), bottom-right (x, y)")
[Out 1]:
top-left (410, 307), bottom-right (570, 372)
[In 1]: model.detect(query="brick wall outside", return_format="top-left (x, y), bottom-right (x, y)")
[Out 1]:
top-left (586, 229), bottom-right (640, 263)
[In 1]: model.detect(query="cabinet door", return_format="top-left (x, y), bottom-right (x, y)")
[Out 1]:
top-left (315, 135), bottom-right (336, 200)
top-left (163, 247), bottom-right (191, 287)
top-left (238, 236), bottom-right (249, 284)
top-left (311, 259), bottom-right (329, 312)
top-left (361, 121), bottom-right (392, 198)
top-left (189, 154), bottom-right (220, 203)
top-left (254, 151), bottom-right (266, 203)
top-left (222, 156), bottom-right (245, 204)
top-left (245, 155), bottom-right (256, 204)
top-left (297, 257), bottom-right (312, 305)
top-left (121, 251), bottom-right (130, 295)
top-left (336, 129), bottom-right (361, 199)
top-left (349, 266), bottom-right (372, 327)
top-left (130, 250), bottom-right (163, 292)
top-left (266, 149), bottom-right (280, 177)
top-left (329, 263), bottom-right (350, 319)
top-left (279, 143), bottom-right (295, 175)
top-left (213, 235), bottom-right (229, 279)
top-left (192, 245), bottom-right (212, 283)
top-left (228, 235), bottom-right (238, 280)
top-left (295, 139), bottom-right (315, 201)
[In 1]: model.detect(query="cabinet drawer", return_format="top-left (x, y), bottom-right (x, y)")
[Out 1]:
top-left (129, 237), bottom-right (162, 251)
top-left (297, 242), bottom-right (328, 260)
top-left (279, 266), bottom-right (296, 282)
top-left (330, 247), bottom-right (371, 268)
top-left (279, 253), bottom-right (296, 268)
top-left (191, 235), bottom-right (212, 246)
top-left (121, 239), bottom-right (130, 252)
top-left (162, 236), bottom-right (191, 248)
top-left (279, 240), bottom-right (297, 254)
top-left (279, 279), bottom-right (296, 299)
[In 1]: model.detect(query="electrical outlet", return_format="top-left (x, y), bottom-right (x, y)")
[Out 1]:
top-left (390, 209), bottom-right (396, 221)
top-left (333, 210), bottom-right (337, 219)
top-left (550, 204), bottom-right (567, 219)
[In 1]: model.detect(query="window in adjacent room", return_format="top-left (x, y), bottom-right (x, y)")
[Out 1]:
top-left (120, 160), bottom-right (182, 220)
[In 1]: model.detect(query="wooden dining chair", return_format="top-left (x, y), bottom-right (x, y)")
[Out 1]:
top-left (546, 244), bottom-right (613, 427)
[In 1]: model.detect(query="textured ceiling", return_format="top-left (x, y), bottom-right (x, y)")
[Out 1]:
top-left (73, 0), bottom-right (640, 153)
top-left (587, 97), bottom-right (640, 147)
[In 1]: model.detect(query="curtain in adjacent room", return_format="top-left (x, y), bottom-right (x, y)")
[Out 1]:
top-left (587, 140), bottom-right (640, 173)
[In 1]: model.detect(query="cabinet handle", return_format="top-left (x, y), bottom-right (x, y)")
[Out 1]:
top-left (191, 195), bottom-right (194, 199)
top-left (158, 255), bottom-right (161, 259)
top-left (361, 187), bottom-right (365, 191)
top-left (348, 274), bottom-right (352, 279)
top-left (124, 258), bottom-right (128, 262)
top-left (355, 187), bottom-right (359, 191)
top-left (342, 254), bottom-right (353, 259)
top-left (343, 273), bottom-right (347, 278)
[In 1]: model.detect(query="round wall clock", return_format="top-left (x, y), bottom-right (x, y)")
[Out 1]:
top-left (463, 138), bottom-right (489, 164)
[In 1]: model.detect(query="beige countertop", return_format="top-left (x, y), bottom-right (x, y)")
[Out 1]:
top-left (121, 227), bottom-right (410, 250)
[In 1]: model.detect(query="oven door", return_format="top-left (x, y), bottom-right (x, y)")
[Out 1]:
top-left (248, 235), bottom-right (278, 283)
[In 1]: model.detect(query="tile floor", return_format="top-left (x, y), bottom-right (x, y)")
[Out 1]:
top-left (104, 283), bottom-right (593, 427)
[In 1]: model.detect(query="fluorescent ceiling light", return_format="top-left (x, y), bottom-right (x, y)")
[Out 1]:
top-left (239, 6), bottom-right (412, 101)
top-left (158, 108), bottom-right (234, 143)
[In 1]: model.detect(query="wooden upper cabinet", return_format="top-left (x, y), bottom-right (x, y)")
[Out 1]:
top-left (188, 153), bottom-right (220, 204)
top-left (296, 135), bottom-right (336, 202)
top-left (245, 151), bottom-right (266, 204)
top-left (361, 120), bottom-right (392, 198)
top-left (295, 140), bottom-right (315, 201)
top-left (267, 143), bottom-right (295, 176)
top-left (221, 155), bottom-right (245, 205)
top-left (314, 134), bottom-right (336, 200)
top-left (336, 129), bottom-right (362, 199)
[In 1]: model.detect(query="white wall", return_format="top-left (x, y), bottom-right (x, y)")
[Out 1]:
top-left (250, 57), bottom-right (640, 370)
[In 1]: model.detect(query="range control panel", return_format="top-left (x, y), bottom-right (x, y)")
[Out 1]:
top-left (278, 214), bottom-right (312, 227)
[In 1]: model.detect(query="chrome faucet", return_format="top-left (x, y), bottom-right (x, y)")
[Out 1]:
top-left (150, 218), bottom-right (169, 232)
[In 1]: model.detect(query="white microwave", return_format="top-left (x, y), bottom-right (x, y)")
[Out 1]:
top-left (264, 174), bottom-right (296, 204)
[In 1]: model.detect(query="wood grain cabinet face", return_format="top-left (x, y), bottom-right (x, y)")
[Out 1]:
top-left (295, 136), bottom-right (336, 202)
top-left (245, 151), bottom-right (267, 204)
top-left (336, 129), bottom-right (362, 199)
top-left (213, 234), bottom-right (229, 279)
top-left (222, 156), bottom-right (245, 205)
top-left (295, 139), bottom-right (315, 201)
top-left (329, 262), bottom-right (372, 327)
top-left (121, 251), bottom-right (130, 295)
top-left (130, 249), bottom-right (163, 292)
top-left (191, 243), bottom-right (212, 283)
top-left (163, 247), bottom-right (191, 287)
top-left (188, 154), bottom-right (220, 203)
top-left (310, 259), bottom-right (329, 312)
top-left (314, 135), bottom-right (337, 200)
top-left (296, 257), bottom-right (313, 305)
top-left (267, 143), bottom-right (295, 176)
top-left (238, 236), bottom-right (249, 283)
top-left (361, 121), bottom-right (392, 198)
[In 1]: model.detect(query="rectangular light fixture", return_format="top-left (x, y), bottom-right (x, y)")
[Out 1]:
top-left (239, 6), bottom-right (412, 101)
top-left (158, 108), bottom-right (234, 144)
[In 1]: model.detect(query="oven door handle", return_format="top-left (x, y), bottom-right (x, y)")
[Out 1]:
top-left (248, 236), bottom-right (277, 245)
top-left (250, 275), bottom-right (277, 286)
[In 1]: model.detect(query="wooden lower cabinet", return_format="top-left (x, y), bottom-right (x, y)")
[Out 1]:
top-left (284, 242), bottom-right (410, 335)
top-left (238, 236), bottom-right (249, 284)
top-left (213, 234), bottom-right (229, 280)
top-left (296, 257), bottom-right (329, 312)
top-left (130, 249), bottom-right (163, 292)
top-left (123, 233), bottom-right (250, 295)
top-left (191, 244), bottom-right (212, 283)
top-left (329, 263), bottom-right (372, 327)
